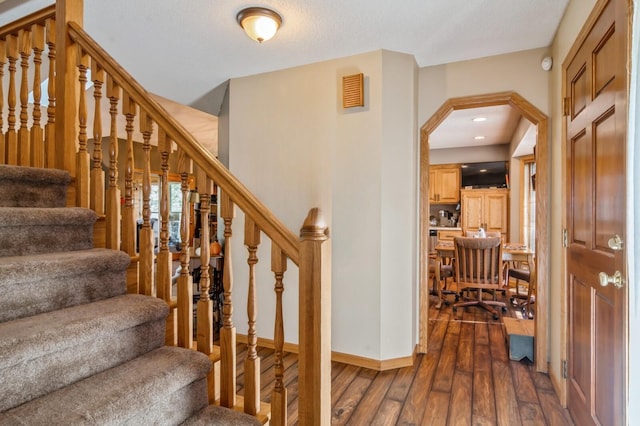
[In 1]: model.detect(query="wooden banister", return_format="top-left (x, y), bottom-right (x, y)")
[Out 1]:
top-left (298, 208), bottom-right (331, 425)
top-left (2, 5), bottom-right (332, 423)
top-left (0, 6), bottom-right (55, 38)
top-left (65, 21), bottom-right (300, 264)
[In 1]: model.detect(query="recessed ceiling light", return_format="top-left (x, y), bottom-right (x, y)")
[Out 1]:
top-left (472, 117), bottom-right (487, 122)
top-left (479, 169), bottom-right (487, 173)
top-left (474, 136), bottom-right (485, 140)
top-left (461, 165), bottom-right (468, 168)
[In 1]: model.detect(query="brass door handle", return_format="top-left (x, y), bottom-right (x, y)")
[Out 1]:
top-left (598, 270), bottom-right (624, 289)
top-left (607, 234), bottom-right (624, 251)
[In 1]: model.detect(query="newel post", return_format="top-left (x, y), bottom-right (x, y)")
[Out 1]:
top-left (298, 208), bottom-right (331, 425)
top-left (55, 0), bottom-right (82, 192)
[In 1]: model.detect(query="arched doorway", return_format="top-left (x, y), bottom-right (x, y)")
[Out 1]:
top-left (418, 91), bottom-right (549, 372)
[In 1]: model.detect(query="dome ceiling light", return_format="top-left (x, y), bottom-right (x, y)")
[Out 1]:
top-left (237, 7), bottom-right (282, 43)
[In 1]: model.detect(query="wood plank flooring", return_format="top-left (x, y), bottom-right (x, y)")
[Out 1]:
top-left (233, 292), bottom-right (573, 425)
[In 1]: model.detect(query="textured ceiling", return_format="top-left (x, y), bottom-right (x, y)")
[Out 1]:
top-left (1, 0), bottom-right (569, 107)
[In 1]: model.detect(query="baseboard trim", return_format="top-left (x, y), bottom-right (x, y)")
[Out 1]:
top-left (236, 334), bottom-right (415, 371)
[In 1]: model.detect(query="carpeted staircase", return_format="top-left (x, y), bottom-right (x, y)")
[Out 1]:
top-left (0, 164), bottom-right (260, 425)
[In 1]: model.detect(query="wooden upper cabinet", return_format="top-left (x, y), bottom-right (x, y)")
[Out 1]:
top-left (429, 164), bottom-right (460, 204)
top-left (461, 188), bottom-right (509, 238)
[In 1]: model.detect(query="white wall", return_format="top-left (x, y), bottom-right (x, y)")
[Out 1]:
top-left (228, 50), bottom-right (418, 361)
top-left (429, 144), bottom-right (509, 165)
top-left (418, 47), bottom-right (551, 127)
top-left (549, 0), bottom-right (598, 386)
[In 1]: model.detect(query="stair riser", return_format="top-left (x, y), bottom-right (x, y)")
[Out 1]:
top-left (0, 181), bottom-right (68, 208)
top-left (0, 223), bottom-right (93, 256)
top-left (0, 319), bottom-right (166, 412)
top-left (122, 378), bottom-right (208, 425)
top-left (0, 269), bottom-right (127, 322)
top-left (2, 347), bottom-right (213, 424)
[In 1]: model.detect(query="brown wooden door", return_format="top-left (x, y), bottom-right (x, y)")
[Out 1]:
top-left (484, 190), bottom-right (508, 235)
top-left (565, 0), bottom-right (628, 425)
top-left (461, 190), bottom-right (484, 230)
top-left (438, 167), bottom-right (460, 203)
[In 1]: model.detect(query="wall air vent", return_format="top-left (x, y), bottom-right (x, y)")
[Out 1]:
top-left (342, 73), bottom-right (364, 108)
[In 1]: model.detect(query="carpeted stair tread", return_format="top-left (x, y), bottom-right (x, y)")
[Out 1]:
top-left (0, 207), bottom-right (95, 256)
top-left (0, 164), bottom-right (70, 208)
top-left (0, 248), bottom-right (130, 322)
top-left (181, 405), bottom-right (263, 425)
top-left (0, 207), bottom-right (96, 226)
top-left (0, 294), bottom-right (169, 411)
top-left (1, 346), bottom-right (213, 425)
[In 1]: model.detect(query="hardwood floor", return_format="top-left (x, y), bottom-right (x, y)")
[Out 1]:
top-left (234, 292), bottom-right (573, 425)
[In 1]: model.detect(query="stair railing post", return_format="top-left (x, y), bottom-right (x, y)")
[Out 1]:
top-left (298, 208), bottom-right (331, 425)
top-left (55, 0), bottom-right (83, 204)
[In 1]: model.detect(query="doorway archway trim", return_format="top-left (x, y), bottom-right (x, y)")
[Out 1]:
top-left (418, 91), bottom-right (549, 373)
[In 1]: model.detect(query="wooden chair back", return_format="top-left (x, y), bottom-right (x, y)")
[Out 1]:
top-left (453, 237), bottom-right (503, 290)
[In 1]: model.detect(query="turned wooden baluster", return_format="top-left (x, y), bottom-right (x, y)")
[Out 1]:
top-left (271, 243), bottom-right (288, 426)
top-left (45, 18), bottom-right (56, 168)
top-left (157, 128), bottom-right (176, 345)
top-left (121, 92), bottom-right (137, 257)
top-left (298, 208), bottom-right (331, 425)
top-left (196, 166), bottom-right (214, 355)
top-left (105, 76), bottom-right (121, 250)
top-left (139, 110), bottom-right (155, 296)
top-left (75, 51), bottom-right (90, 208)
top-left (6, 34), bottom-right (18, 165)
top-left (196, 169), bottom-right (221, 404)
top-left (30, 23), bottom-right (45, 168)
top-left (244, 217), bottom-right (261, 416)
top-left (0, 39), bottom-right (5, 165)
top-left (18, 29), bottom-right (31, 166)
top-left (220, 190), bottom-right (237, 408)
top-left (121, 92), bottom-right (138, 294)
top-left (176, 148), bottom-right (194, 349)
top-left (90, 59), bottom-right (105, 215)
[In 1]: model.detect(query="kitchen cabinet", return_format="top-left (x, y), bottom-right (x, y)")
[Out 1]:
top-left (429, 164), bottom-right (460, 203)
top-left (461, 188), bottom-right (509, 239)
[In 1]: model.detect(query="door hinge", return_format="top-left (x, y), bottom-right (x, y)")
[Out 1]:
top-left (562, 97), bottom-right (571, 116)
top-left (562, 228), bottom-right (568, 247)
top-left (562, 360), bottom-right (568, 379)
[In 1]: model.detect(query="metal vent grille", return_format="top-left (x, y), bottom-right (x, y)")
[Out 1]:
top-left (342, 73), bottom-right (364, 108)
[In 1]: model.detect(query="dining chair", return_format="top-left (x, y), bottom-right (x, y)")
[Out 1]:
top-left (507, 255), bottom-right (536, 318)
top-left (436, 230), bottom-right (463, 304)
top-left (452, 236), bottom-right (507, 320)
top-left (428, 256), bottom-right (443, 308)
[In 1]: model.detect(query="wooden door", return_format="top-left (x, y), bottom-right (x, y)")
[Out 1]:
top-left (565, 0), bottom-right (627, 425)
top-left (438, 167), bottom-right (460, 203)
top-left (461, 190), bottom-right (483, 231)
top-left (428, 168), bottom-right (437, 203)
top-left (484, 190), bottom-right (508, 235)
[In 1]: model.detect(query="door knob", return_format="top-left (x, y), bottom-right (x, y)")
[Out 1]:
top-left (598, 270), bottom-right (624, 289)
top-left (607, 234), bottom-right (624, 251)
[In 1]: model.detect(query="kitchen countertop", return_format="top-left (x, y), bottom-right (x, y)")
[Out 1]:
top-left (429, 226), bottom-right (462, 231)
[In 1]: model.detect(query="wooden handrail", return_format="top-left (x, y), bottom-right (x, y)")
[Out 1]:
top-left (0, 5), bottom-right (55, 38)
top-left (66, 21), bottom-right (300, 265)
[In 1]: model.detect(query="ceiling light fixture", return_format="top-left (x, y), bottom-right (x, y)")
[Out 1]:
top-left (237, 7), bottom-right (282, 43)
top-left (472, 117), bottom-right (487, 122)
top-left (474, 136), bottom-right (485, 140)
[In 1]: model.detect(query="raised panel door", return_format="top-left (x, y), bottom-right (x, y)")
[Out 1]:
top-left (438, 168), bottom-right (460, 203)
top-left (484, 191), bottom-right (508, 234)
top-left (429, 169), bottom-right (437, 203)
top-left (461, 191), bottom-right (483, 231)
top-left (565, 0), bottom-right (627, 424)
